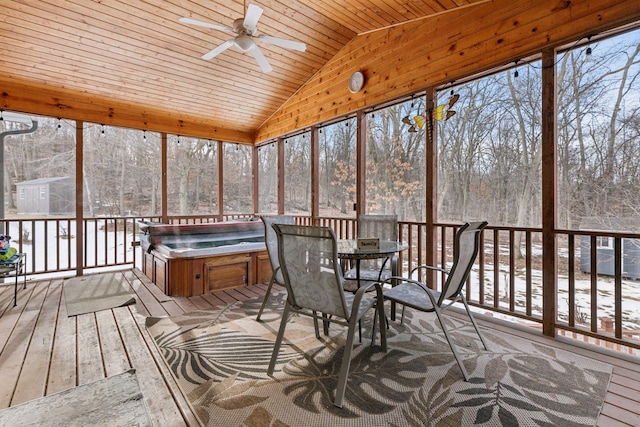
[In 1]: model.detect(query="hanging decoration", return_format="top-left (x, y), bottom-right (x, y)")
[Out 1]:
top-left (403, 92), bottom-right (459, 132)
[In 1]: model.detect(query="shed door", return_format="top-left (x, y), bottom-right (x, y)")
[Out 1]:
top-left (26, 186), bottom-right (40, 213)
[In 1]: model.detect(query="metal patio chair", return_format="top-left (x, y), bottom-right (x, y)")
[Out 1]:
top-left (256, 215), bottom-right (295, 321)
top-left (382, 221), bottom-right (489, 381)
top-left (267, 223), bottom-right (387, 408)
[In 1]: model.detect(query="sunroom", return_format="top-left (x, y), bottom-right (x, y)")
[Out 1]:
top-left (1, 0), bottom-right (639, 425)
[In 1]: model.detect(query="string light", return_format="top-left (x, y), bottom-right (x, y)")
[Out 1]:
top-left (101, 124), bottom-right (105, 136)
top-left (0, 111), bottom-right (4, 121)
top-left (514, 60), bottom-right (519, 78)
top-left (57, 118), bottom-right (62, 130)
top-left (143, 130), bottom-right (146, 140)
top-left (586, 35), bottom-right (593, 55)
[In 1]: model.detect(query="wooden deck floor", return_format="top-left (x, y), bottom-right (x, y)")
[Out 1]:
top-left (1, 268), bottom-right (639, 426)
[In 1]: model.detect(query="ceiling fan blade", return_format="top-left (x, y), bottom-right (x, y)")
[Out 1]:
top-left (202, 40), bottom-right (234, 60)
top-left (250, 46), bottom-right (273, 73)
top-left (179, 17), bottom-right (234, 33)
top-left (258, 35), bottom-right (306, 52)
top-left (243, 3), bottom-right (263, 34)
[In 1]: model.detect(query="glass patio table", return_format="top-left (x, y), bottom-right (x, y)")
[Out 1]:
top-left (336, 239), bottom-right (409, 287)
top-left (337, 239), bottom-right (409, 327)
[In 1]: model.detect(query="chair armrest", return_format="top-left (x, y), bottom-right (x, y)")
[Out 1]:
top-left (382, 276), bottom-right (440, 307)
top-left (409, 264), bottom-right (449, 276)
top-left (350, 281), bottom-right (385, 317)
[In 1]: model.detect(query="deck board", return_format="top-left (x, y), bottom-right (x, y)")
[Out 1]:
top-left (11, 280), bottom-right (61, 406)
top-left (0, 282), bottom-right (47, 408)
top-left (95, 309), bottom-right (131, 377)
top-left (188, 295), bottom-right (215, 311)
top-left (46, 281), bottom-right (77, 395)
top-left (0, 268), bottom-right (638, 426)
top-left (199, 292), bottom-right (227, 307)
top-left (76, 313), bottom-right (105, 386)
top-left (112, 306), bottom-right (192, 426)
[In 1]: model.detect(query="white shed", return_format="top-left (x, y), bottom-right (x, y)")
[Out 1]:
top-left (15, 177), bottom-right (74, 215)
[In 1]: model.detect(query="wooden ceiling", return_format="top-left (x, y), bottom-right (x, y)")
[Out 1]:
top-left (0, 0), bottom-right (487, 143)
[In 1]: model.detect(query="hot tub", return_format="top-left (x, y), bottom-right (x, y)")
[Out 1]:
top-left (139, 219), bottom-right (271, 297)
top-left (139, 220), bottom-right (266, 257)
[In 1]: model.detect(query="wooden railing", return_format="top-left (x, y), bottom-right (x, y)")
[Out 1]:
top-left (2, 214), bottom-right (638, 353)
top-left (0, 214), bottom-right (255, 276)
top-left (314, 217), bottom-right (640, 353)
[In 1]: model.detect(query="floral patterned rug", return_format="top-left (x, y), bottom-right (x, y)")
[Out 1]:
top-left (146, 293), bottom-right (612, 426)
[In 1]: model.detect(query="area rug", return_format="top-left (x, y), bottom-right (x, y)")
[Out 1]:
top-left (146, 293), bottom-right (612, 427)
top-left (64, 272), bottom-right (136, 316)
top-left (0, 369), bottom-right (150, 426)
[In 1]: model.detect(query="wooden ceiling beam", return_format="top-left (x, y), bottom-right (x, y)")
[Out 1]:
top-left (0, 77), bottom-right (254, 144)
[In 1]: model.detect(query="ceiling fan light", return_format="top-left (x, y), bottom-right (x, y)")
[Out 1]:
top-left (234, 35), bottom-right (254, 52)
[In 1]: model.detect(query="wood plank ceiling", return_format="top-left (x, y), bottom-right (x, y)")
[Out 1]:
top-left (0, 0), bottom-right (487, 142)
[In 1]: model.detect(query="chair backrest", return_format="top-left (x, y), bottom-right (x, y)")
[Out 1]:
top-left (358, 214), bottom-right (398, 270)
top-left (261, 215), bottom-right (295, 284)
top-left (440, 221), bottom-right (488, 303)
top-left (272, 223), bottom-right (349, 319)
top-left (357, 214), bottom-right (398, 241)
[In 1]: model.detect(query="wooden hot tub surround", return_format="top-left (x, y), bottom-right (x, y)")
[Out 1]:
top-left (139, 220), bottom-right (272, 297)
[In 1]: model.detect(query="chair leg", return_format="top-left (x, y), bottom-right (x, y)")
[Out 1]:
top-left (256, 273), bottom-right (277, 321)
top-left (371, 311), bottom-right (377, 346)
top-left (460, 295), bottom-right (489, 350)
top-left (321, 313), bottom-right (330, 336)
top-left (313, 311), bottom-right (321, 339)
top-left (376, 295), bottom-right (387, 351)
top-left (267, 303), bottom-right (292, 376)
top-left (434, 306), bottom-right (470, 381)
top-left (334, 316), bottom-right (359, 408)
top-left (370, 302), bottom-right (389, 347)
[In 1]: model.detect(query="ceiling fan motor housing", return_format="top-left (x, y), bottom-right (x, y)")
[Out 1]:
top-left (233, 18), bottom-right (253, 35)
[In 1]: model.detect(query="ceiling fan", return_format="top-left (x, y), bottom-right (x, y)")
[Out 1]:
top-left (179, 2), bottom-right (306, 73)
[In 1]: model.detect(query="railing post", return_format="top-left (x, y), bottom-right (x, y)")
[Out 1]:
top-left (75, 121), bottom-right (84, 276)
top-left (541, 47), bottom-right (557, 337)
top-left (425, 88), bottom-right (437, 282)
top-left (310, 127), bottom-right (319, 224)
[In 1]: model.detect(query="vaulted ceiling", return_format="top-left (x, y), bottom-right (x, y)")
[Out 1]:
top-left (1, 0), bottom-right (639, 145)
